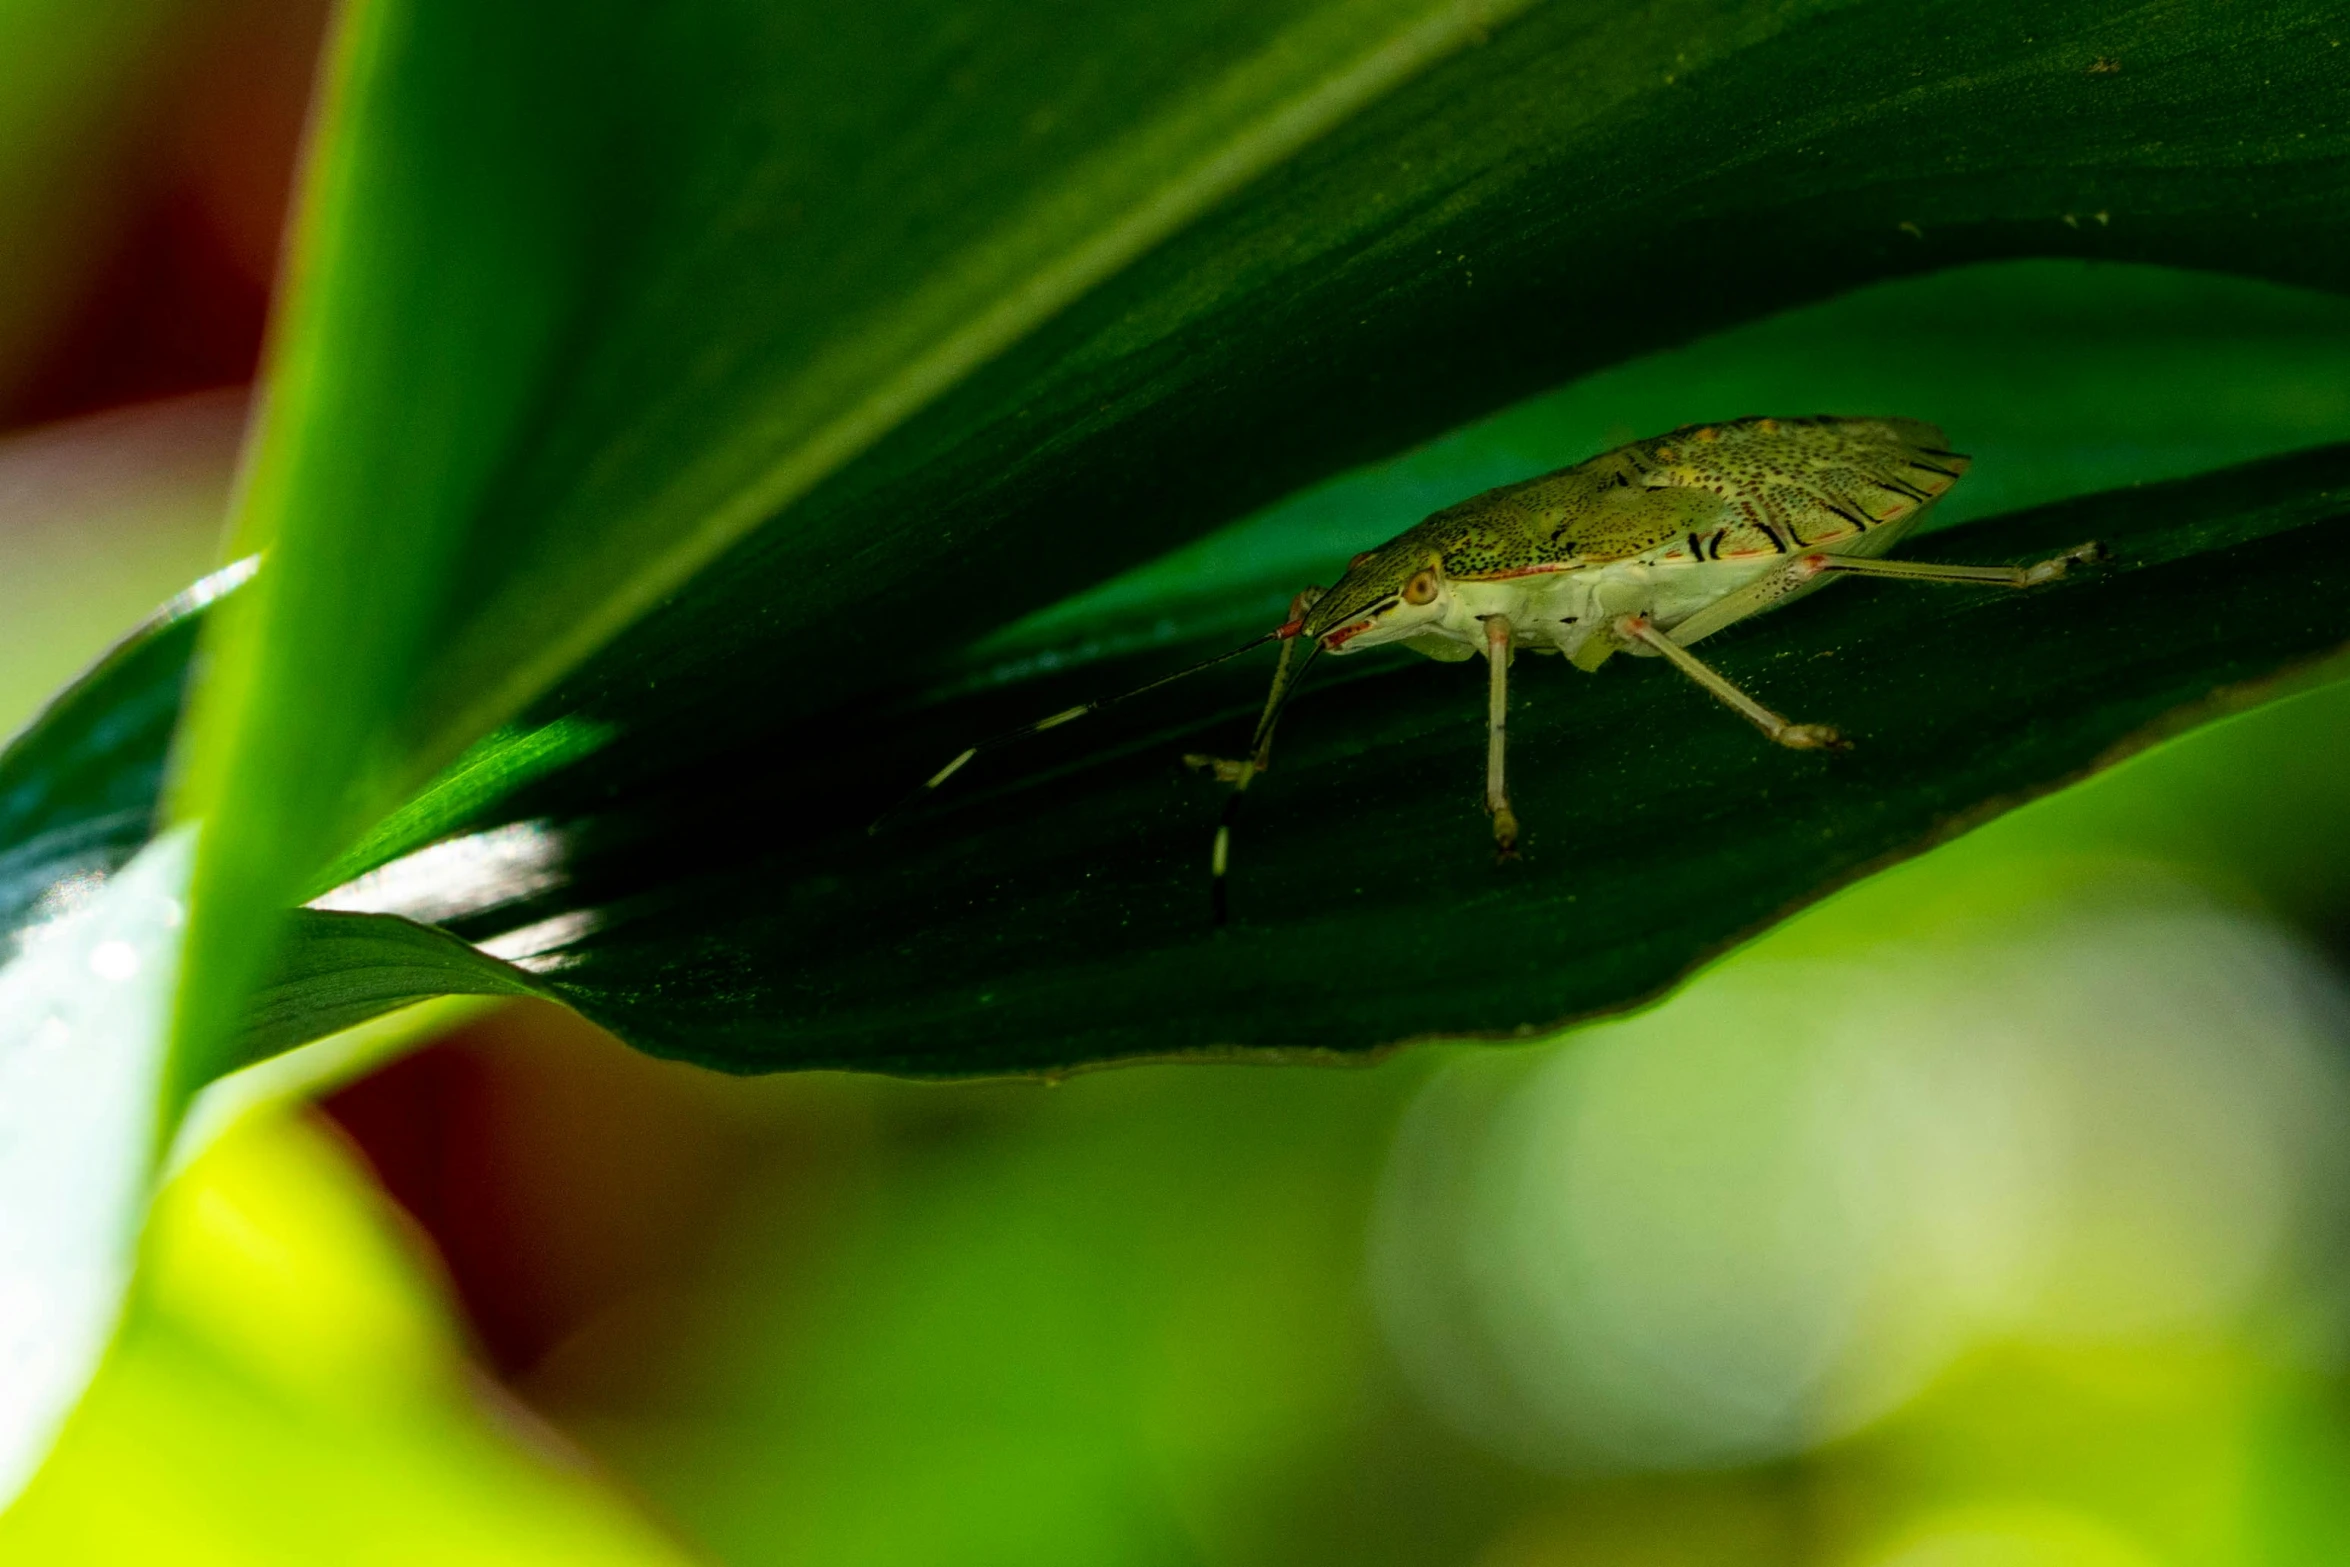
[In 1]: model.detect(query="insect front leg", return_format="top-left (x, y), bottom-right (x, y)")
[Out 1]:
top-left (1183, 587), bottom-right (1323, 784)
top-left (1615, 614), bottom-right (1846, 751)
top-left (1482, 615), bottom-right (1521, 856)
top-left (1186, 587), bottom-right (1327, 926)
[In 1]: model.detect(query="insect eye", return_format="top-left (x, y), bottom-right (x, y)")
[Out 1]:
top-left (1403, 568), bottom-right (1440, 606)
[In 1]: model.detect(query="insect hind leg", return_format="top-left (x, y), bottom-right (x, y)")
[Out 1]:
top-left (1807, 540), bottom-right (2106, 588)
top-left (1663, 540), bottom-right (2105, 653)
top-left (1615, 614), bottom-right (1846, 752)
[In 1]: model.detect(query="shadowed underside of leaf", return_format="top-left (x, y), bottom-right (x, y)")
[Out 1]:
top-left (224, 446), bottom-right (2350, 1075)
top-left (167, 0), bottom-right (2350, 1091)
top-left (548, 0), bottom-right (2350, 754)
top-left (0, 0), bottom-right (2336, 1096)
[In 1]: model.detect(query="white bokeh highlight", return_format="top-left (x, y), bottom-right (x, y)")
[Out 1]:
top-left (307, 817), bottom-right (569, 926)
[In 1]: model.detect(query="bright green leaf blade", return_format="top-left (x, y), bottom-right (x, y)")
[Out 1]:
top-left (166, 0), bottom-right (619, 1082)
top-left (231, 911), bottom-right (543, 1071)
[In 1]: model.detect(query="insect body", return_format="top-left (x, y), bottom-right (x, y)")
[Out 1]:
top-left (886, 415), bottom-right (2101, 921)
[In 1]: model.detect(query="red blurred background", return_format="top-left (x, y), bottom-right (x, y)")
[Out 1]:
top-left (5, 0), bottom-right (321, 429)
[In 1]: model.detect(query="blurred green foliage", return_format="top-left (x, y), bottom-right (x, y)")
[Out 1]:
top-left (0, 1110), bottom-right (693, 1564)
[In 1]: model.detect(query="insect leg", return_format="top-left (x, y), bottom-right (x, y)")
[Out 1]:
top-left (1187, 628), bottom-right (1305, 782)
top-left (1483, 615), bottom-right (1520, 856)
top-left (1805, 540), bottom-right (2105, 588)
top-left (1198, 657), bottom-right (1284, 926)
top-left (1615, 614), bottom-right (1846, 751)
top-left (1191, 591), bottom-right (1329, 925)
top-left (1663, 540), bottom-right (2105, 652)
top-left (1184, 588), bottom-right (1325, 783)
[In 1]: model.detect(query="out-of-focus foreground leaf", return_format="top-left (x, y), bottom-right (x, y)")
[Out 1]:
top-left (168, 0), bottom-right (2350, 1088)
top-left (0, 551), bottom-right (255, 1503)
top-left (0, 562), bottom-right (249, 957)
top-left (0, 829), bottom-right (188, 1500)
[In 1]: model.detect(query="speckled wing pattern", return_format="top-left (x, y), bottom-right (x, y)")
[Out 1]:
top-left (1421, 415), bottom-right (1969, 580)
top-left (1623, 415), bottom-right (1969, 564)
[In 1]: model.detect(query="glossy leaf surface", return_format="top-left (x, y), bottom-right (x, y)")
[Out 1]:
top-left (163, 0), bottom-right (2350, 1083)
top-left (404, 443), bottom-right (2350, 1072)
top-left (106, 436), bottom-right (2350, 1076)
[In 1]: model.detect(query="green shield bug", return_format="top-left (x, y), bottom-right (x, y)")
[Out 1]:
top-left (883, 415), bottom-right (2102, 922)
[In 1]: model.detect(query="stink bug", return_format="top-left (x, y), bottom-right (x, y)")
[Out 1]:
top-left (882, 415), bottom-right (2102, 921)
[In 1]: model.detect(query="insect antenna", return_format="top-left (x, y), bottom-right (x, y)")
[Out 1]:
top-left (870, 627), bottom-right (1286, 835)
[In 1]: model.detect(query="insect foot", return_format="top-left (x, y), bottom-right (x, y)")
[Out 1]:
top-left (1183, 753), bottom-right (1257, 784)
top-left (1775, 723), bottom-right (1850, 752)
top-left (1491, 804), bottom-right (1522, 862)
top-left (2022, 540), bottom-right (2109, 585)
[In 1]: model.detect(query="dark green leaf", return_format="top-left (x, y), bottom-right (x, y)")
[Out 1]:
top-left (166, 0), bottom-right (1546, 1077)
top-left (232, 910), bottom-right (544, 1070)
top-left (163, 0), bottom-right (2350, 1085)
top-left (9, 268), bottom-right (2349, 1082)
top-left (447, 444), bottom-right (2350, 1072)
top-left (201, 443), bottom-right (2350, 1074)
top-left (0, 566), bottom-right (243, 958)
top-left (578, 0), bottom-right (2350, 745)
